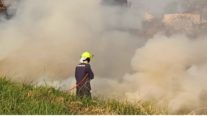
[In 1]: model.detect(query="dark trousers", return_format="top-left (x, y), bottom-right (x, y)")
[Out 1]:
top-left (76, 82), bottom-right (91, 99)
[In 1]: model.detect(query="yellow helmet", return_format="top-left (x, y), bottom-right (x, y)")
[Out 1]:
top-left (81, 51), bottom-right (93, 59)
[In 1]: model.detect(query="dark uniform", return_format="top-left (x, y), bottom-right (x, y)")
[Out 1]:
top-left (75, 63), bottom-right (94, 98)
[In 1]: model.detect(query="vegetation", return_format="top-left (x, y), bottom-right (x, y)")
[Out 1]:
top-left (0, 77), bottom-right (166, 115)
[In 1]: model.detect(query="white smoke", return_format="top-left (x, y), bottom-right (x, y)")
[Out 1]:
top-left (114, 34), bottom-right (207, 113)
top-left (0, 0), bottom-right (144, 81)
top-left (88, 34), bottom-right (207, 113)
top-left (1, 0), bottom-right (207, 114)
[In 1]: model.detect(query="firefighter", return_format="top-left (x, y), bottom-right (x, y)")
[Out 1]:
top-left (75, 51), bottom-right (94, 98)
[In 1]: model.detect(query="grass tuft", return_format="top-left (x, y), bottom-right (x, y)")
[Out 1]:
top-left (0, 77), bottom-right (165, 114)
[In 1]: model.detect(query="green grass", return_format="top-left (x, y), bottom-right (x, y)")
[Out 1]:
top-left (0, 77), bottom-right (165, 115)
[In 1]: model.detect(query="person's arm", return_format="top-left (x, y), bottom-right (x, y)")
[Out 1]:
top-left (86, 64), bottom-right (94, 80)
top-left (75, 66), bottom-right (78, 82)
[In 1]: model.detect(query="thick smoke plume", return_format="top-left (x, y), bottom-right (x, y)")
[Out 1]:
top-left (124, 35), bottom-right (207, 113)
top-left (1, 0), bottom-right (207, 113)
top-left (0, 0), bottom-right (143, 81)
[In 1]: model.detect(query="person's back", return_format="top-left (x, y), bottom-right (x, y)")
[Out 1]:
top-left (75, 52), bottom-right (94, 98)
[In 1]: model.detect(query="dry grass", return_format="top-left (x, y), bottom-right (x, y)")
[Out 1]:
top-left (0, 77), bottom-right (166, 115)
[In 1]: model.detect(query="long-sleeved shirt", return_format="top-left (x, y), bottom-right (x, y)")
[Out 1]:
top-left (75, 63), bottom-right (94, 84)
